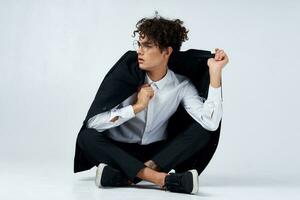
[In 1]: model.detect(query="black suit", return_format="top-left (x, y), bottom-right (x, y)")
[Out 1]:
top-left (73, 49), bottom-right (221, 182)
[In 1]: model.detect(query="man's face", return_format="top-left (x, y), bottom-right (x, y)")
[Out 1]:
top-left (136, 35), bottom-right (169, 71)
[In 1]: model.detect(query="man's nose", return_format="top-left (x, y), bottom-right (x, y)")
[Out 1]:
top-left (137, 46), bottom-right (141, 53)
top-left (137, 47), bottom-right (144, 55)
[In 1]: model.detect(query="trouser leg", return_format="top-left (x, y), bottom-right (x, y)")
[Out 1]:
top-left (151, 122), bottom-right (214, 174)
top-left (172, 134), bottom-right (219, 175)
top-left (77, 128), bottom-right (146, 181)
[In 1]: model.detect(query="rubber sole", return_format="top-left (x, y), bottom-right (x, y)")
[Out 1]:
top-left (189, 169), bottom-right (199, 194)
top-left (95, 163), bottom-right (107, 187)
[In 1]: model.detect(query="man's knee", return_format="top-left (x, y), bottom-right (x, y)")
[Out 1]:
top-left (190, 124), bottom-right (212, 145)
top-left (77, 128), bottom-right (104, 149)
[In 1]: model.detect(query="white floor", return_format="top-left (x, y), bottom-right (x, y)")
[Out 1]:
top-left (1, 161), bottom-right (299, 200)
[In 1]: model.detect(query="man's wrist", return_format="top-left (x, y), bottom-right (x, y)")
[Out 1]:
top-left (209, 70), bottom-right (222, 88)
top-left (132, 103), bottom-right (145, 114)
top-left (210, 79), bottom-right (221, 88)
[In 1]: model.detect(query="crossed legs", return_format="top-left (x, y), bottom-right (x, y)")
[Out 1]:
top-left (78, 122), bottom-right (213, 188)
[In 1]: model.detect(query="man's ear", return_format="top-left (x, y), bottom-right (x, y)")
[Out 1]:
top-left (164, 47), bottom-right (173, 57)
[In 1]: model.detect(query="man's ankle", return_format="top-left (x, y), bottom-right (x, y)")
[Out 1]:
top-left (158, 172), bottom-right (167, 187)
top-left (136, 167), bottom-right (167, 187)
top-left (144, 160), bottom-right (160, 171)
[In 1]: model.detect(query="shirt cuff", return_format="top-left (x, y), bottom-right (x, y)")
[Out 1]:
top-left (119, 105), bottom-right (135, 119)
top-left (207, 85), bottom-right (222, 101)
top-left (110, 105), bottom-right (135, 121)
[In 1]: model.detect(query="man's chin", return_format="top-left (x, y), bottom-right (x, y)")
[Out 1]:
top-left (138, 63), bottom-right (147, 70)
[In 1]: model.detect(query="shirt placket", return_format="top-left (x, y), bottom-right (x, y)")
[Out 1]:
top-left (141, 84), bottom-right (156, 144)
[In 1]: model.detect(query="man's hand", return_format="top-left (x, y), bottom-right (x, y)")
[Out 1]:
top-left (207, 48), bottom-right (229, 73)
top-left (132, 83), bottom-right (154, 114)
top-left (207, 48), bottom-right (229, 87)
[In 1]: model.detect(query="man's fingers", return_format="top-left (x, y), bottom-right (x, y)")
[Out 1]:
top-left (215, 49), bottom-right (226, 61)
top-left (215, 53), bottom-right (221, 61)
top-left (142, 83), bottom-right (150, 87)
top-left (138, 83), bottom-right (151, 91)
top-left (217, 53), bottom-right (225, 60)
top-left (138, 86), bottom-right (155, 97)
top-left (147, 89), bottom-right (155, 98)
top-left (149, 93), bottom-right (154, 99)
top-left (215, 48), bottom-right (220, 60)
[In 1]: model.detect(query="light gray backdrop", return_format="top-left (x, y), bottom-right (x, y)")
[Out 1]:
top-left (1, 0), bottom-right (299, 187)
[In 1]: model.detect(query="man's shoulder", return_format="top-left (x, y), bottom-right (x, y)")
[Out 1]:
top-left (169, 69), bottom-right (190, 86)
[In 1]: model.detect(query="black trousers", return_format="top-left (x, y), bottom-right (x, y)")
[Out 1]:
top-left (77, 122), bottom-right (214, 183)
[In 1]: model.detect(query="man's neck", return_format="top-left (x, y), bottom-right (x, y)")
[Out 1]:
top-left (146, 65), bottom-right (168, 82)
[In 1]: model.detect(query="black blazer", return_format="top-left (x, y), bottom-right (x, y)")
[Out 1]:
top-left (73, 49), bottom-right (221, 173)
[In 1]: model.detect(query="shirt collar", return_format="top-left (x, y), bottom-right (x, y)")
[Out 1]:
top-left (145, 68), bottom-right (170, 90)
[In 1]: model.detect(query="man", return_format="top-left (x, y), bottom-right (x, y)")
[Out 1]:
top-left (75, 15), bottom-right (229, 194)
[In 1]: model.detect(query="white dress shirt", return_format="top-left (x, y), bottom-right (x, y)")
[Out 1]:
top-left (87, 68), bottom-right (223, 145)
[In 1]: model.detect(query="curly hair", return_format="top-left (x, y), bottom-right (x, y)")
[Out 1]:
top-left (132, 12), bottom-right (189, 52)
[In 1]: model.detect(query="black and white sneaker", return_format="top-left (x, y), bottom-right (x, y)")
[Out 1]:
top-left (95, 163), bottom-right (131, 187)
top-left (163, 169), bottom-right (199, 194)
